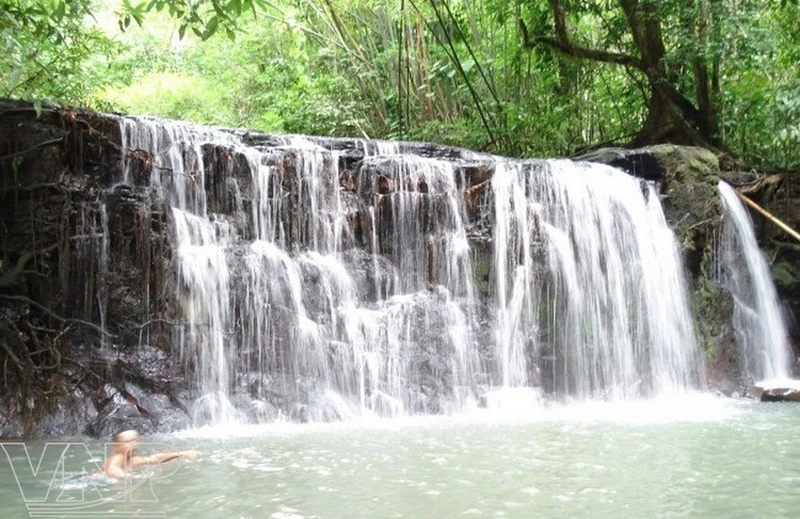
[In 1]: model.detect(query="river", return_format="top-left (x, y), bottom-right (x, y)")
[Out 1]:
top-left (2, 393), bottom-right (797, 518)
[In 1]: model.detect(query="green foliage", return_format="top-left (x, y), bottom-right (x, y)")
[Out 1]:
top-left (772, 262), bottom-right (798, 288)
top-left (0, 0), bottom-right (121, 103)
top-left (116, 0), bottom-right (267, 40)
top-left (102, 71), bottom-right (236, 124)
top-left (714, 2), bottom-right (800, 169)
top-left (694, 244), bottom-right (724, 361)
top-left (1, 0), bottom-right (798, 168)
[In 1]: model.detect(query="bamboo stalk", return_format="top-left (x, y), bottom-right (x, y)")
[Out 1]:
top-left (733, 189), bottom-right (800, 244)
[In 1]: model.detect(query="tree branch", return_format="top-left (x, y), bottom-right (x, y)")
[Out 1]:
top-left (0, 137), bottom-right (64, 162)
top-left (548, 0), bottom-right (569, 43)
top-left (0, 294), bottom-right (116, 337)
top-left (519, 0), bottom-right (643, 70)
top-left (531, 36), bottom-right (644, 70)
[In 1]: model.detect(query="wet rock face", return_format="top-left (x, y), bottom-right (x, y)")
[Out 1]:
top-left (761, 178), bottom-right (800, 358)
top-left (0, 102), bottom-right (177, 437)
top-left (0, 100), bottom-right (779, 436)
top-left (756, 387), bottom-right (800, 403)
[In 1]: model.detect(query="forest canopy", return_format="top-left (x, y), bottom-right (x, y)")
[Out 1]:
top-left (1, 0), bottom-right (798, 168)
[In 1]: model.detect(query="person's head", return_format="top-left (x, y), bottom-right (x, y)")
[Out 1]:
top-left (113, 429), bottom-right (140, 455)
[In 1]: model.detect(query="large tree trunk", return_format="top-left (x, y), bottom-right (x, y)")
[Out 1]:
top-left (631, 83), bottom-right (708, 147)
top-left (530, 0), bottom-right (722, 149)
top-left (621, 0), bottom-right (718, 148)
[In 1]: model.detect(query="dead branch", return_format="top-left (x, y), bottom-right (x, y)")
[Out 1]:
top-left (463, 179), bottom-right (489, 210)
top-left (728, 173), bottom-right (785, 195)
top-left (0, 137), bottom-right (64, 162)
top-left (732, 188), bottom-right (800, 244)
top-left (0, 294), bottom-right (116, 337)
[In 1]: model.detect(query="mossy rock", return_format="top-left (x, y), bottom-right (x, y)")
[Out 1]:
top-left (579, 145), bottom-right (722, 275)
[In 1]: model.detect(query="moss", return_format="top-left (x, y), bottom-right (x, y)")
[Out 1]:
top-left (644, 146), bottom-right (723, 277)
top-left (648, 144), bottom-right (719, 186)
top-left (772, 261), bottom-right (798, 288)
top-left (692, 244), bottom-right (720, 360)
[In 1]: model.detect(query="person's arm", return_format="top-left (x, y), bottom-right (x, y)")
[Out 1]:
top-left (102, 455), bottom-right (127, 479)
top-left (132, 450), bottom-right (202, 467)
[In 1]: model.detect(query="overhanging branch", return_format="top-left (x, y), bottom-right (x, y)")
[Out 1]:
top-left (532, 35), bottom-right (644, 70)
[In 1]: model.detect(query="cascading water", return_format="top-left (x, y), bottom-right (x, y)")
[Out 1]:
top-left (118, 117), bottom-right (704, 425)
top-left (716, 181), bottom-right (792, 384)
top-left (491, 160), bottom-right (701, 401)
top-left (120, 119), bottom-right (242, 423)
top-left (73, 199), bottom-right (111, 348)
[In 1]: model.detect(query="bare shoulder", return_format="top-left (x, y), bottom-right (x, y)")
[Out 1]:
top-left (102, 454), bottom-right (126, 478)
top-left (102, 453), bottom-right (122, 470)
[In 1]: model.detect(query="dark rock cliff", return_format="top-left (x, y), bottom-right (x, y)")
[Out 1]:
top-left (1, 100), bottom-right (792, 437)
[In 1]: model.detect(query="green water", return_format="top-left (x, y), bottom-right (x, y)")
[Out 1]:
top-left (2, 395), bottom-right (799, 518)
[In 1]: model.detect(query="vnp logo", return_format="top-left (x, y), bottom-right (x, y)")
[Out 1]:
top-left (1, 442), bottom-right (178, 518)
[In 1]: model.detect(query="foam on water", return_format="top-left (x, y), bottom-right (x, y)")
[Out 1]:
top-left (170, 392), bottom-right (745, 441)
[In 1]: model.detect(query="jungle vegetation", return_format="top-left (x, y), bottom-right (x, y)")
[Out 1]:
top-left (1, 0), bottom-right (798, 168)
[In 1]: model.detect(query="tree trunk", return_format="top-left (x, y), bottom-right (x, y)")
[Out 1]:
top-left (530, 0), bottom-right (723, 149)
top-left (621, 0), bottom-right (717, 148)
top-left (631, 83), bottom-right (707, 147)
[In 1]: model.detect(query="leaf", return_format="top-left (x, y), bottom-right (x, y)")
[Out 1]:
top-left (226, 27), bottom-right (236, 41)
top-left (226, 0), bottom-right (242, 15)
top-left (54, 1), bottom-right (66, 21)
top-left (212, 1), bottom-right (224, 17)
top-left (203, 16), bottom-right (219, 40)
top-left (179, 23), bottom-right (187, 39)
top-left (241, 0), bottom-right (256, 17)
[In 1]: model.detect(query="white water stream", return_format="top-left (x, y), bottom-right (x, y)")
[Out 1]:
top-left (115, 117), bottom-right (793, 425)
top-left (717, 181), bottom-right (792, 385)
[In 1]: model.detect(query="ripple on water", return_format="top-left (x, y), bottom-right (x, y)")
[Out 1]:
top-left (92, 397), bottom-right (800, 518)
top-left (253, 464), bottom-right (285, 472)
top-left (270, 506), bottom-right (303, 519)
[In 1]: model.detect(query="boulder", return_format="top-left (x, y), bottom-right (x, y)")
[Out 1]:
top-left (759, 387), bottom-right (800, 402)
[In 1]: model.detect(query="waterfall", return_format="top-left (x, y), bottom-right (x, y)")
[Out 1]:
top-left (118, 117), bottom-right (704, 424)
top-left (491, 161), bottom-right (701, 400)
top-left (716, 182), bottom-right (791, 384)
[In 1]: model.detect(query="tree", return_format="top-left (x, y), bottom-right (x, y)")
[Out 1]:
top-left (0, 0), bottom-right (259, 104)
top-left (0, 0), bottom-right (118, 102)
top-left (522, 0), bottom-right (726, 148)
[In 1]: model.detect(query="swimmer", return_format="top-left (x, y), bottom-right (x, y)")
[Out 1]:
top-left (102, 429), bottom-right (202, 478)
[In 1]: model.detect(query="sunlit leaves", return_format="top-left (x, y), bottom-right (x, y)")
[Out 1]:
top-left (117, 0), bottom-right (262, 41)
top-left (1, 0), bottom-right (798, 169)
top-left (0, 0), bottom-right (120, 101)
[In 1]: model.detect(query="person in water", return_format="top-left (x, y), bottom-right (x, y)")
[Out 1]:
top-left (102, 429), bottom-right (202, 478)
